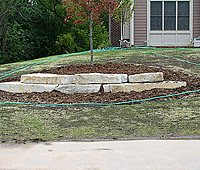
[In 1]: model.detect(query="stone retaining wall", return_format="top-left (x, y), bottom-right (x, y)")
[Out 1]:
top-left (74, 73), bottom-right (128, 84)
top-left (103, 81), bottom-right (187, 93)
top-left (0, 72), bottom-right (187, 94)
top-left (0, 82), bottom-right (58, 93)
top-left (21, 73), bottom-right (74, 85)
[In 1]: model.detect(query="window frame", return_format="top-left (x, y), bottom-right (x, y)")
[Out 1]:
top-left (149, 0), bottom-right (191, 32)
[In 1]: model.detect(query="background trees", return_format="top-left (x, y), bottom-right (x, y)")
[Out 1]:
top-left (63, 0), bottom-right (135, 65)
top-left (0, 0), bottom-right (132, 65)
top-left (0, 0), bottom-right (67, 64)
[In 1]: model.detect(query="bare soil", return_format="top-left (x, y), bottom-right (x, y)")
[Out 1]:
top-left (0, 63), bottom-right (199, 104)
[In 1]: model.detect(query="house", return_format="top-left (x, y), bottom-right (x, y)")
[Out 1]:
top-left (110, 0), bottom-right (200, 47)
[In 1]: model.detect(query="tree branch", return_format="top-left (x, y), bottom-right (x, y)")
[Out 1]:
top-left (37, 0), bottom-right (70, 26)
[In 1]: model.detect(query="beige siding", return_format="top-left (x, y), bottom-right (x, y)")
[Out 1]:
top-left (134, 0), bottom-right (147, 46)
top-left (193, 0), bottom-right (200, 38)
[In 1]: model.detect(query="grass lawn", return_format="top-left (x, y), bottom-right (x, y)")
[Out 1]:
top-left (0, 48), bottom-right (200, 143)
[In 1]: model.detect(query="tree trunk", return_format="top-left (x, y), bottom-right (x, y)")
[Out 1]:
top-left (89, 13), bottom-right (93, 65)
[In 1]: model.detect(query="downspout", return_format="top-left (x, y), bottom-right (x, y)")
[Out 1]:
top-left (120, 18), bottom-right (123, 47)
top-left (130, 0), bottom-right (134, 46)
top-left (109, 13), bottom-right (111, 43)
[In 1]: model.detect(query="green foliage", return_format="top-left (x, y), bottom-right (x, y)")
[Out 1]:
top-left (55, 24), bottom-right (110, 53)
top-left (71, 24), bottom-right (110, 51)
top-left (0, 0), bottom-right (68, 64)
top-left (112, 0), bottom-right (135, 24)
top-left (55, 33), bottom-right (77, 54)
top-left (97, 41), bottom-right (112, 49)
top-left (6, 21), bottom-right (31, 62)
top-left (0, 56), bottom-right (6, 65)
top-left (93, 25), bottom-right (111, 49)
top-left (71, 24), bottom-right (90, 52)
top-left (0, 0), bottom-right (111, 64)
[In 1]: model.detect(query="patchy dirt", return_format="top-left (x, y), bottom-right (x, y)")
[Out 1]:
top-left (0, 63), bottom-right (199, 104)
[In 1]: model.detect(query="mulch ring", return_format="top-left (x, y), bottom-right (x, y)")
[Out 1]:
top-left (0, 63), bottom-right (199, 105)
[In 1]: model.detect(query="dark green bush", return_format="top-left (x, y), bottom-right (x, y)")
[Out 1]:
top-left (55, 33), bottom-right (77, 54)
top-left (71, 24), bottom-right (110, 52)
top-left (93, 25), bottom-right (110, 49)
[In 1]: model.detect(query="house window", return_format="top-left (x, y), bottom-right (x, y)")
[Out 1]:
top-left (151, 1), bottom-right (162, 30)
top-left (150, 0), bottom-right (190, 31)
top-left (178, 1), bottom-right (190, 30)
top-left (164, 1), bottom-right (176, 30)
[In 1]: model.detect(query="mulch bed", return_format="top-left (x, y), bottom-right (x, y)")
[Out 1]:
top-left (0, 63), bottom-right (199, 104)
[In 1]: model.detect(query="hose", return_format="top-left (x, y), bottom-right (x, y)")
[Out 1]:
top-left (0, 47), bottom-right (199, 106)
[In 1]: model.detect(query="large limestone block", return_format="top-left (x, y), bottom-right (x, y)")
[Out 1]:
top-left (103, 81), bottom-right (187, 93)
top-left (21, 73), bottom-right (74, 85)
top-left (74, 73), bottom-right (128, 84)
top-left (0, 82), bottom-right (57, 93)
top-left (129, 72), bottom-right (164, 83)
top-left (55, 84), bottom-right (101, 94)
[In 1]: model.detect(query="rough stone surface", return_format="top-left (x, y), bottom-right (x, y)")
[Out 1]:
top-left (103, 81), bottom-right (187, 93)
top-left (55, 84), bottom-right (101, 94)
top-left (74, 73), bottom-right (128, 84)
top-left (0, 82), bottom-right (57, 93)
top-left (21, 73), bottom-right (74, 85)
top-left (129, 72), bottom-right (164, 83)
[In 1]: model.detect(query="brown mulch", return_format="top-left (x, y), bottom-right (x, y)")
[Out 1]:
top-left (0, 63), bottom-right (199, 105)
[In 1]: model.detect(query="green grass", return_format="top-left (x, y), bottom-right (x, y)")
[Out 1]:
top-left (0, 48), bottom-right (200, 143)
top-left (0, 98), bottom-right (200, 142)
top-left (1, 48), bottom-right (199, 79)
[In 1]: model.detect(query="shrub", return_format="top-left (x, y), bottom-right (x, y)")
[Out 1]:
top-left (71, 24), bottom-right (90, 52)
top-left (71, 24), bottom-right (110, 52)
top-left (97, 41), bottom-right (112, 49)
top-left (93, 25), bottom-right (110, 49)
top-left (0, 59), bottom-right (6, 65)
top-left (55, 33), bottom-right (77, 54)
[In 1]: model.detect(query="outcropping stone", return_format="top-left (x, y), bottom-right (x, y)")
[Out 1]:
top-left (21, 73), bottom-right (74, 85)
top-left (74, 73), bottom-right (128, 84)
top-left (103, 81), bottom-right (187, 93)
top-left (129, 72), bottom-right (164, 83)
top-left (0, 82), bottom-right (57, 93)
top-left (55, 84), bottom-right (101, 94)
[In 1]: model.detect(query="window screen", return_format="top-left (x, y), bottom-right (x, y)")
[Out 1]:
top-left (178, 1), bottom-right (189, 30)
top-left (150, 1), bottom-right (162, 30)
top-left (164, 1), bottom-right (176, 30)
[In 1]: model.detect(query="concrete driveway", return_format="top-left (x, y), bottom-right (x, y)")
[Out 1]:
top-left (0, 140), bottom-right (200, 170)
